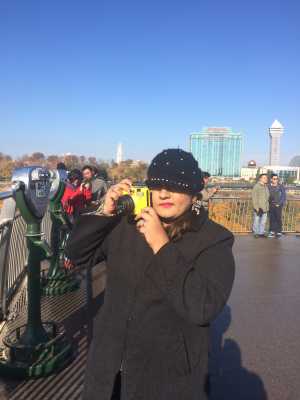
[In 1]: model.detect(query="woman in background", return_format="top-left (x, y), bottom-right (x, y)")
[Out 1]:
top-left (61, 169), bottom-right (92, 223)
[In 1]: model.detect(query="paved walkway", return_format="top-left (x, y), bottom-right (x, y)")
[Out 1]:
top-left (0, 235), bottom-right (299, 399)
top-left (210, 235), bottom-right (300, 400)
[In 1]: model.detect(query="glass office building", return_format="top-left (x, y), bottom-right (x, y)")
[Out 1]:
top-left (190, 127), bottom-right (243, 177)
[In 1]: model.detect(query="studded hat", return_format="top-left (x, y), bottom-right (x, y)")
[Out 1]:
top-left (146, 149), bottom-right (203, 194)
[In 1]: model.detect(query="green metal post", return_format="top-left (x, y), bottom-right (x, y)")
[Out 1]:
top-left (20, 222), bottom-right (49, 346)
top-left (42, 181), bottom-right (79, 296)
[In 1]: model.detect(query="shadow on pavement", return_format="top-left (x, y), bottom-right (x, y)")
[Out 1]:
top-left (209, 305), bottom-right (268, 400)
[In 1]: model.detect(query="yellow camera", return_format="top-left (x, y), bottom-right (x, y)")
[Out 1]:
top-left (116, 186), bottom-right (152, 216)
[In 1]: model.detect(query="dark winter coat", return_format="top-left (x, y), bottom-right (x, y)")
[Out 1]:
top-left (65, 209), bottom-right (235, 400)
top-left (268, 184), bottom-right (286, 207)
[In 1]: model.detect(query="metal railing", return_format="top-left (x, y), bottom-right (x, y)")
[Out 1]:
top-left (0, 198), bottom-right (52, 320)
top-left (4, 213), bottom-right (28, 314)
top-left (0, 194), bottom-right (299, 320)
top-left (209, 197), bottom-right (300, 233)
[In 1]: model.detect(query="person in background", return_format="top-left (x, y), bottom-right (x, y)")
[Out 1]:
top-left (56, 162), bottom-right (67, 171)
top-left (268, 174), bottom-right (286, 238)
top-left (251, 174), bottom-right (269, 238)
top-left (200, 172), bottom-right (219, 210)
top-left (82, 165), bottom-right (107, 202)
top-left (61, 169), bottom-right (92, 223)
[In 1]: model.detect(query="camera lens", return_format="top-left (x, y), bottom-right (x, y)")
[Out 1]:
top-left (116, 195), bottom-right (135, 216)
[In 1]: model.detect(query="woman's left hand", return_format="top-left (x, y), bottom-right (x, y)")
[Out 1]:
top-left (136, 207), bottom-right (169, 254)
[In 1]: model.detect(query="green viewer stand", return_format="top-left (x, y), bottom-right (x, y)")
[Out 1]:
top-left (0, 167), bottom-right (73, 378)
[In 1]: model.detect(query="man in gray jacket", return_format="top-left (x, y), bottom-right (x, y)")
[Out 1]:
top-left (82, 165), bottom-right (107, 202)
top-left (251, 174), bottom-right (270, 238)
top-left (200, 172), bottom-right (219, 210)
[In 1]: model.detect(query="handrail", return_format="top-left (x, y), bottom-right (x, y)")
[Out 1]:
top-left (0, 191), bottom-right (13, 201)
top-left (0, 182), bottom-right (21, 201)
top-left (0, 192), bottom-right (299, 321)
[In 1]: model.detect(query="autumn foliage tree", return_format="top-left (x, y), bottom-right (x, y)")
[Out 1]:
top-left (0, 153), bottom-right (14, 179)
top-left (109, 160), bottom-right (148, 182)
top-left (0, 152), bottom-right (148, 184)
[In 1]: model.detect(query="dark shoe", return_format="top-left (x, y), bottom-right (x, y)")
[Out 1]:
top-left (268, 232), bottom-right (275, 238)
top-left (276, 233), bottom-right (283, 238)
top-left (254, 234), bottom-right (259, 238)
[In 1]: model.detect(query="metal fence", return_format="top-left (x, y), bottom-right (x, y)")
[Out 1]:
top-left (209, 197), bottom-right (300, 233)
top-left (0, 195), bottom-right (299, 320)
top-left (0, 199), bottom-right (52, 320)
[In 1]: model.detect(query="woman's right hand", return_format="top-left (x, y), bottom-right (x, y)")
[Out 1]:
top-left (103, 179), bottom-right (132, 215)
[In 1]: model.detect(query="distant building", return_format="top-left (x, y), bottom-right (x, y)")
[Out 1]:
top-left (116, 143), bottom-right (123, 164)
top-left (190, 127), bottom-right (242, 177)
top-left (241, 161), bottom-right (258, 181)
top-left (248, 160), bottom-right (257, 168)
top-left (269, 120), bottom-right (284, 165)
top-left (289, 155), bottom-right (300, 167)
top-left (259, 165), bottom-right (300, 183)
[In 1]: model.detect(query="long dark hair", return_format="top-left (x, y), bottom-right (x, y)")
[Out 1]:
top-left (164, 208), bottom-right (194, 241)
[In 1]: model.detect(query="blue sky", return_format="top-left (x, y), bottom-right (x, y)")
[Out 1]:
top-left (0, 0), bottom-right (299, 165)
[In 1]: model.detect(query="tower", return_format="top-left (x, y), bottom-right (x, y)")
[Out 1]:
top-left (269, 120), bottom-right (284, 166)
top-left (116, 143), bottom-right (123, 164)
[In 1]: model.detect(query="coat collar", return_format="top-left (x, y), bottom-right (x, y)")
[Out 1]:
top-left (189, 207), bottom-right (209, 232)
top-left (174, 208), bottom-right (232, 264)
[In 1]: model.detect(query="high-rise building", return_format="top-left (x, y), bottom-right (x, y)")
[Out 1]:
top-left (190, 127), bottom-right (243, 177)
top-left (116, 142), bottom-right (123, 164)
top-left (269, 120), bottom-right (284, 165)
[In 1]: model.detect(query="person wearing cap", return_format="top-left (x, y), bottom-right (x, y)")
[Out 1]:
top-left (65, 149), bottom-right (235, 400)
top-left (61, 169), bottom-right (92, 223)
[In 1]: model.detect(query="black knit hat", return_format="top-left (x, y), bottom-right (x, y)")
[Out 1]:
top-left (146, 149), bottom-right (203, 194)
top-left (68, 169), bottom-right (83, 182)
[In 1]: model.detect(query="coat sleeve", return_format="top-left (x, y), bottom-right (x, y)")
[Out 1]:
top-left (251, 186), bottom-right (258, 211)
top-left (146, 236), bottom-right (235, 326)
top-left (65, 214), bottom-right (121, 268)
top-left (200, 188), bottom-right (210, 202)
top-left (281, 185), bottom-right (286, 205)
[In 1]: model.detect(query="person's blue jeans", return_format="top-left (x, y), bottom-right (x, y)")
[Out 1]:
top-left (253, 212), bottom-right (267, 235)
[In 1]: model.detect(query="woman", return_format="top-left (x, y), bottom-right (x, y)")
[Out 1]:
top-left (61, 169), bottom-right (92, 222)
top-left (65, 149), bottom-right (235, 400)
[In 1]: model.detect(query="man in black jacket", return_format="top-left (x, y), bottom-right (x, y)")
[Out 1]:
top-left (268, 174), bottom-right (286, 238)
top-left (66, 149), bottom-right (235, 400)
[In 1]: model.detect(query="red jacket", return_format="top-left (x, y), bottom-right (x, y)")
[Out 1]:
top-left (61, 183), bottom-right (92, 217)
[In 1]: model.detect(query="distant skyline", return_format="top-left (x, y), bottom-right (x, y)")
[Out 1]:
top-left (1, 1), bottom-right (299, 165)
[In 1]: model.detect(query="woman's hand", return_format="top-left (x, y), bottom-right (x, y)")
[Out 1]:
top-left (136, 207), bottom-right (169, 254)
top-left (103, 179), bottom-right (132, 215)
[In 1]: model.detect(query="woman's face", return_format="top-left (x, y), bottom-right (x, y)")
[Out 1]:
top-left (151, 188), bottom-right (195, 219)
